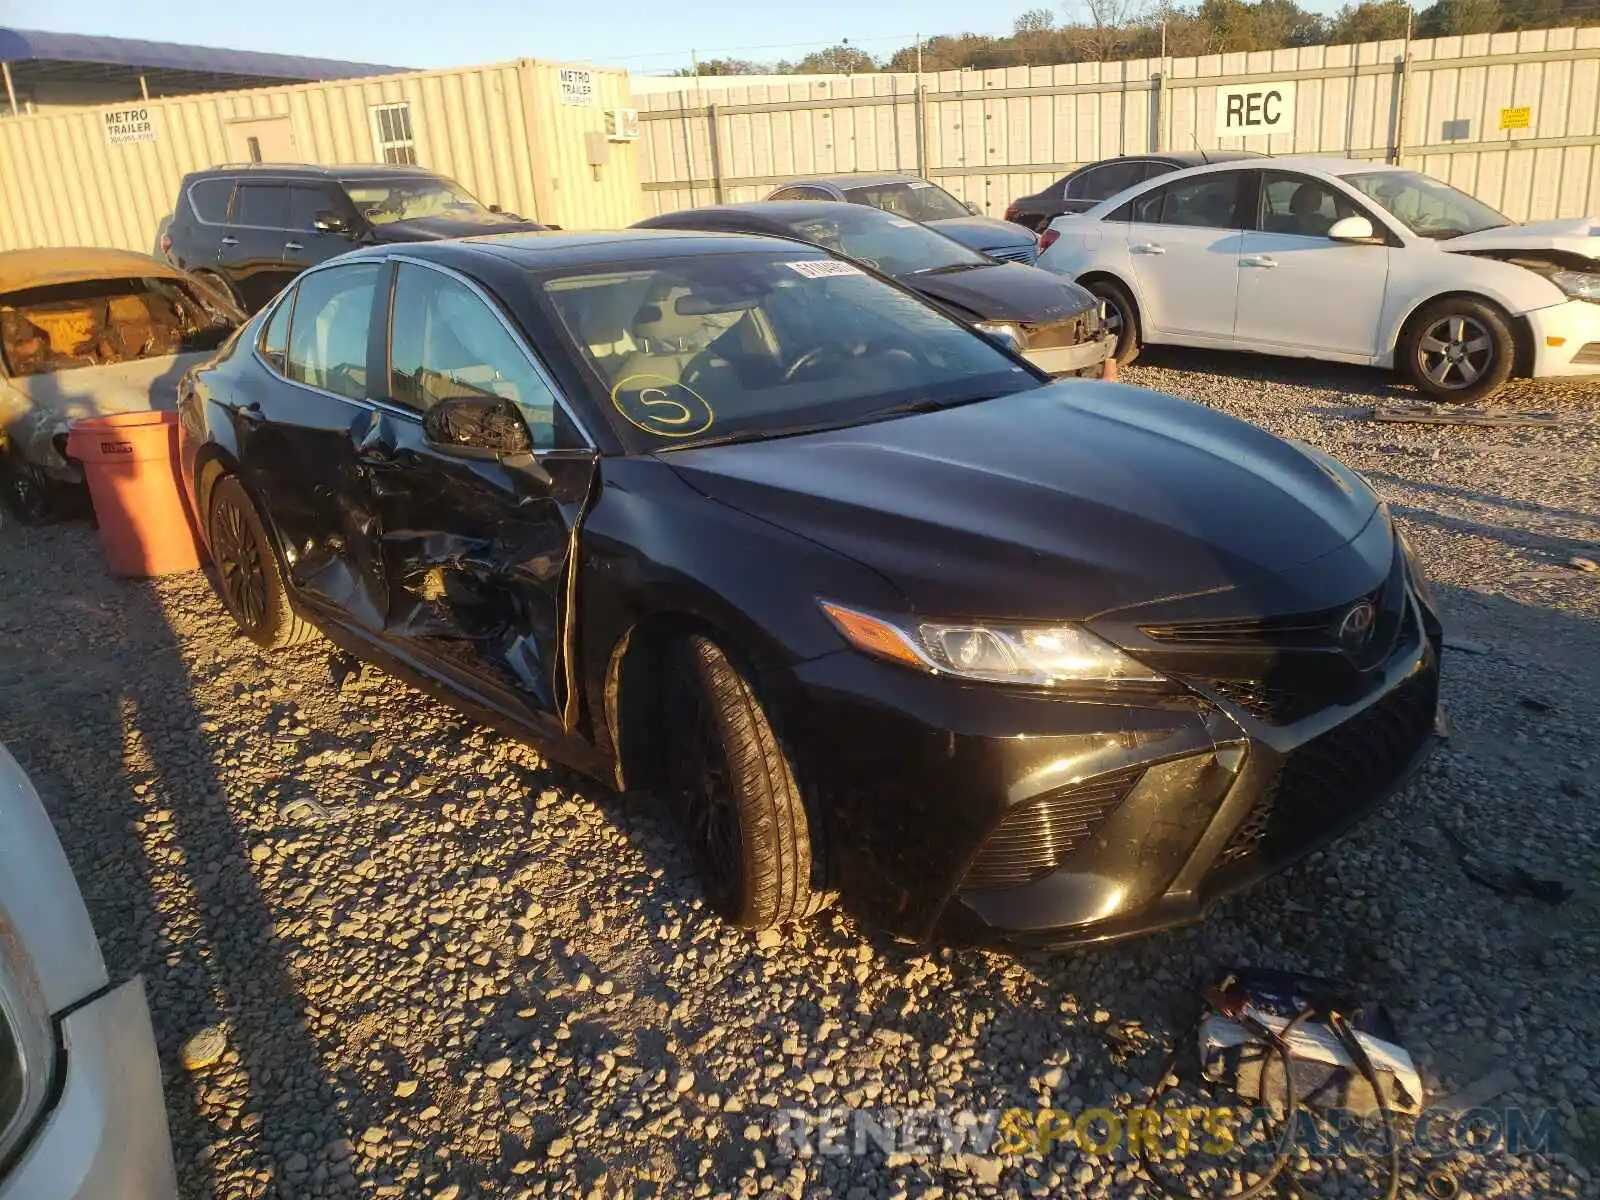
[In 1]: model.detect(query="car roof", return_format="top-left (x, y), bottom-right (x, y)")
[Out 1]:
top-left (1172, 154), bottom-right (1390, 178)
top-left (0, 246), bottom-right (189, 294)
top-left (643, 200), bottom-right (865, 225)
top-left (345, 228), bottom-right (825, 271)
top-left (777, 173), bottom-right (928, 190)
top-left (187, 162), bottom-right (445, 181)
top-left (1151, 150), bottom-right (1266, 166)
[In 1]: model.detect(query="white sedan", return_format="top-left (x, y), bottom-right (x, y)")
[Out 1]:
top-left (1034, 155), bottom-right (1600, 400)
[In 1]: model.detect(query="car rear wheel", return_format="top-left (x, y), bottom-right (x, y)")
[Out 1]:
top-left (207, 475), bottom-right (318, 650)
top-left (0, 454), bottom-right (58, 525)
top-left (1399, 297), bottom-right (1515, 402)
top-left (663, 633), bottom-right (829, 929)
top-left (1086, 277), bottom-right (1141, 366)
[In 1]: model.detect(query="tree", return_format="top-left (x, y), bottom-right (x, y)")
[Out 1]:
top-left (672, 58), bottom-right (768, 77)
top-left (1075, 0), bottom-right (1141, 58)
top-left (1416, 0), bottom-right (1502, 35)
top-left (1327, 0), bottom-right (1414, 41)
top-left (789, 44), bottom-right (878, 74)
top-left (1015, 7), bottom-right (1058, 32)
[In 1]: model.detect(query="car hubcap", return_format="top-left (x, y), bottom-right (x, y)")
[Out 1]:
top-left (1417, 315), bottom-right (1492, 389)
top-left (1099, 296), bottom-right (1126, 344)
top-left (212, 498), bottom-right (268, 630)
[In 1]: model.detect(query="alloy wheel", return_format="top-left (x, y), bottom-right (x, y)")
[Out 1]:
top-left (211, 496), bottom-right (268, 631)
top-left (1416, 314), bottom-right (1494, 391)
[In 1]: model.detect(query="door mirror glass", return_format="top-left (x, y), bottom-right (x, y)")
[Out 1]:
top-left (313, 210), bottom-right (350, 234)
top-left (423, 393), bottom-right (534, 456)
top-left (1328, 214), bottom-right (1379, 243)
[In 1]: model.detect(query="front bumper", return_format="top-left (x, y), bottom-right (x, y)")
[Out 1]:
top-left (1025, 333), bottom-right (1116, 376)
top-left (1525, 298), bottom-right (1600, 376)
top-left (782, 583), bottom-right (1441, 947)
top-left (0, 979), bottom-right (177, 1199)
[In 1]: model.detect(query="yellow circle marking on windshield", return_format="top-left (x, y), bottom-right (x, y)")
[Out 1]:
top-left (610, 374), bottom-right (715, 438)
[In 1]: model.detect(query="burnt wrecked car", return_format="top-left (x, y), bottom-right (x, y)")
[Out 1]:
top-left (0, 248), bottom-right (242, 522)
top-left (179, 230), bottom-right (1442, 946)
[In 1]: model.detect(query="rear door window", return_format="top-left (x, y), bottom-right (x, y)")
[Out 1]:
top-left (1117, 172), bottom-right (1246, 228)
top-left (285, 263), bottom-right (380, 399)
top-left (1068, 161), bottom-right (1147, 203)
top-left (235, 183), bottom-right (290, 230)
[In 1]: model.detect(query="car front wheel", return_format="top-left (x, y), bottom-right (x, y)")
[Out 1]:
top-left (1086, 277), bottom-right (1141, 366)
top-left (1399, 297), bottom-right (1515, 402)
top-left (663, 633), bottom-right (829, 930)
top-left (207, 476), bottom-right (318, 650)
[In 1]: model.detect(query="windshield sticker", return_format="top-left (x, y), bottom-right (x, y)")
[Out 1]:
top-left (610, 374), bottom-right (715, 438)
top-left (785, 259), bottom-right (863, 279)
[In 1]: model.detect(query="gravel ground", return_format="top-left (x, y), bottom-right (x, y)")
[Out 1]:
top-left (1, 350), bottom-right (1597, 1200)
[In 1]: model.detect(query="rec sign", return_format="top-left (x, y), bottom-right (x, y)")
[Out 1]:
top-left (1214, 82), bottom-right (1297, 139)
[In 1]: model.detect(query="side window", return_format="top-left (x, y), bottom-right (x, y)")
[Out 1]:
top-left (288, 185), bottom-right (342, 232)
top-left (235, 183), bottom-right (289, 229)
top-left (769, 188), bottom-right (802, 200)
top-left (387, 263), bottom-right (567, 449)
top-left (259, 291), bottom-right (293, 373)
top-left (1135, 173), bottom-right (1244, 229)
top-left (1258, 171), bottom-right (1361, 239)
top-left (285, 263), bottom-right (380, 400)
top-left (188, 179), bottom-right (233, 223)
top-left (1069, 161), bottom-right (1145, 203)
top-left (1138, 161), bottom-right (1178, 185)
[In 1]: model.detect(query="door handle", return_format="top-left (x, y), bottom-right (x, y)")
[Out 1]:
top-left (1241, 255), bottom-right (1278, 268)
top-left (283, 241), bottom-right (304, 251)
top-left (220, 236), bottom-right (239, 246)
top-left (1131, 243), bottom-right (1165, 255)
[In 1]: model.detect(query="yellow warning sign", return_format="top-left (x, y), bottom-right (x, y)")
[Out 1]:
top-left (1499, 106), bottom-right (1532, 130)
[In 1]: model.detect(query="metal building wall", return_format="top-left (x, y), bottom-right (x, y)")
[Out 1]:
top-left (0, 58), bottom-right (639, 253)
top-left (637, 25), bottom-right (1600, 224)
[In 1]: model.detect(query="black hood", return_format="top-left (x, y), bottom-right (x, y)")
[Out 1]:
top-left (926, 215), bottom-right (1040, 257)
top-left (374, 213), bottom-right (545, 241)
top-left (905, 262), bottom-right (1097, 324)
top-left (663, 382), bottom-right (1389, 623)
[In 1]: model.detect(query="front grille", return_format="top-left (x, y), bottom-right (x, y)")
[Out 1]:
top-left (1211, 668), bottom-right (1438, 877)
top-left (962, 766), bottom-right (1143, 891)
top-left (1024, 311), bottom-right (1100, 350)
top-left (1142, 592), bottom-right (1379, 649)
top-left (988, 244), bottom-right (1038, 265)
top-left (1208, 678), bottom-right (1319, 725)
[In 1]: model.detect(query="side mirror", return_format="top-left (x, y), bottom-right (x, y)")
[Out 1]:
top-left (1328, 215), bottom-right (1381, 244)
top-left (965, 200), bottom-right (982, 215)
top-left (313, 210), bottom-right (351, 235)
top-left (423, 394), bottom-right (533, 457)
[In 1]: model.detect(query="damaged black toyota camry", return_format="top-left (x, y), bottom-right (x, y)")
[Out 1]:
top-left (178, 230), bottom-right (1442, 947)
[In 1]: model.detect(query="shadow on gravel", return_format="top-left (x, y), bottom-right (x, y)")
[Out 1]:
top-left (0, 522), bottom-right (351, 1198)
top-left (1131, 345), bottom-right (1400, 398)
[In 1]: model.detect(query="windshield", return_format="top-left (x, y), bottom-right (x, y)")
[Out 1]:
top-left (341, 176), bottom-right (492, 225)
top-left (0, 276), bottom-right (241, 377)
top-left (780, 206), bottom-right (988, 276)
top-left (1341, 170), bottom-right (1510, 240)
top-left (843, 180), bottom-right (971, 223)
top-left (540, 251), bottom-right (1037, 451)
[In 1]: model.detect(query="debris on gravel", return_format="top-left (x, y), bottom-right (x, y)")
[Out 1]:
top-left (1, 350), bottom-right (1595, 1198)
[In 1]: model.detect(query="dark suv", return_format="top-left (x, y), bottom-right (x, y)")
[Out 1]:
top-left (161, 163), bottom-right (547, 312)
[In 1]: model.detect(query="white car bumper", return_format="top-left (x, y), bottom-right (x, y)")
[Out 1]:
top-left (1525, 299), bottom-right (1600, 377)
top-left (1025, 333), bottom-right (1117, 376)
top-left (0, 979), bottom-right (177, 1200)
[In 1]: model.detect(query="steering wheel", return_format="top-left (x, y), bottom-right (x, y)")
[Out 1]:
top-left (784, 345), bottom-right (851, 383)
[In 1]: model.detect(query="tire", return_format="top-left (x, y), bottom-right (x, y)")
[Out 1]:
top-left (206, 475), bottom-right (318, 650)
top-left (191, 269), bottom-right (243, 312)
top-left (663, 633), bottom-right (828, 929)
top-left (0, 454), bottom-right (57, 525)
top-left (1086, 277), bottom-right (1141, 366)
top-left (1399, 296), bottom-right (1515, 403)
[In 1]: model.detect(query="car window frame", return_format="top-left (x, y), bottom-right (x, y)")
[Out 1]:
top-left (257, 285), bottom-right (297, 371)
top-left (286, 182), bottom-right (351, 233)
top-left (231, 179), bottom-right (300, 232)
top-left (381, 254), bottom-right (598, 451)
top-left (1104, 168), bottom-right (1252, 229)
top-left (185, 177), bottom-right (234, 226)
top-left (278, 259), bottom-right (386, 401)
top-left (1068, 160), bottom-right (1149, 203)
top-left (1253, 169), bottom-right (1403, 246)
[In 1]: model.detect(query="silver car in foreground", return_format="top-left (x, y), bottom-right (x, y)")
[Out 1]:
top-left (0, 743), bottom-right (176, 1197)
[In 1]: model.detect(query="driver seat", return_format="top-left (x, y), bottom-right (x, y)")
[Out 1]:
top-left (614, 287), bottom-right (715, 387)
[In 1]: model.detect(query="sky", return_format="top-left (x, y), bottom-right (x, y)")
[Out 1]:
top-left (12, 0), bottom-right (1350, 76)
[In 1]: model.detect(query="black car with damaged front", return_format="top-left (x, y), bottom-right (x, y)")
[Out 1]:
top-left (635, 201), bottom-right (1113, 377)
top-left (177, 230), bottom-right (1442, 947)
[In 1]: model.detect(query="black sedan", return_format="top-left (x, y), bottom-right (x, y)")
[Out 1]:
top-left (179, 230), bottom-right (1442, 947)
top-left (766, 174), bottom-right (1040, 264)
top-left (1004, 151), bottom-right (1267, 234)
top-left (635, 202), bottom-right (1113, 377)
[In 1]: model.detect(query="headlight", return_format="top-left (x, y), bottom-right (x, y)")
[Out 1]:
top-left (975, 321), bottom-right (1028, 354)
top-left (1546, 269), bottom-right (1600, 301)
top-left (1396, 528), bottom-right (1438, 612)
top-left (821, 601), bottom-right (1164, 687)
top-left (0, 925), bottom-right (56, 1167)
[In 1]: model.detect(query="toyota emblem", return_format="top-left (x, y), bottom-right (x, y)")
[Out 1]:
top-left (1338, 600), bottom-right (1377, 653)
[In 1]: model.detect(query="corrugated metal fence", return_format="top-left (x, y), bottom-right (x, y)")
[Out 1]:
top-left (637, 25), bottom-right (1600, 223)
top-left (0, 59), bottom-right (641, 253)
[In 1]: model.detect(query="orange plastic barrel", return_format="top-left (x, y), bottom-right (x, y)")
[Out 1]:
top-left (65, 411), bottom-right (202, 577)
